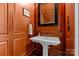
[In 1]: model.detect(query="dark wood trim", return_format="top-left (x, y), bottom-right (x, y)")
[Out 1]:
top-left (34, 3), bottom-right (36, 35)
top-left (63, 4), bottom-right (66, 55)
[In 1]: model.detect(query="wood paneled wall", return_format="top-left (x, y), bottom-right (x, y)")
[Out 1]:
top-left (0, 3), bottom-right (75, 56)
top-left (36, 4), bottom-right (59, 37)
top-left (65, 4), bottom-right (75, 56)
top-left (34, 3), bottom-right (75, 56)
top-left (0, 3), bottom-right (8, 56)
top-left (13, 3), bottom-right (35, 56)
top-left (0, 3), bottom-right (35, 56)
top-left (35, 3), bottom-right (66, 56)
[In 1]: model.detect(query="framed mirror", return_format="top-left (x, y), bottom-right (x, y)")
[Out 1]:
top-left (38, 3), bottom-right (58, 26)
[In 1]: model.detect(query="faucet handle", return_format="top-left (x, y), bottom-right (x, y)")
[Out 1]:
top-left (48, 34), bottom-right (51, 37)
top-left (45, 34), bottom-right (48, 37)
top-left (42, 34), bottom-right (45, 36)
top-left (38, 32), bottom-right (40, 36)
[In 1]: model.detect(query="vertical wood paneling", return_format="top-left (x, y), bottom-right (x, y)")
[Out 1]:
top-left (35, 3), bottom-right (65, 56)
top-left (13, 37), bottom-right (27, 56)
top-left (13, 3), bottom-right (28, 56)
top-left (13, 4), bottom-right (28, 34)
top-left (13, 3), bottom-right (35, 56)
top-left (0, 41), bottom-right (8, 56)
top-left (0, 3), bottom-right (35, 56)
top-left (7, 3), bottom-right (15, 56)
top-left (0, 4), bottom-right (7, 34)
top-left (0, 3), bottom-right (8, 56)
top-left (65, 4), bottom-right (75, 56)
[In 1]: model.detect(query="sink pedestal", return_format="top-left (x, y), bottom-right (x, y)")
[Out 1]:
top-left (42, 44), bottom-right (48, 56)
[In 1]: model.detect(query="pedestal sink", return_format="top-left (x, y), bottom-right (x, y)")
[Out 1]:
top-left (30, 36), bottom-right (60, 56)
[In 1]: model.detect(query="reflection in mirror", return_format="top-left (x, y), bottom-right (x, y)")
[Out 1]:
top-left (38, 3), bottom-right (58, 26)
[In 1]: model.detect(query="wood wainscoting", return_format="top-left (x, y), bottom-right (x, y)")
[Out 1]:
top-left (0, 3), bottom-right (35, 56)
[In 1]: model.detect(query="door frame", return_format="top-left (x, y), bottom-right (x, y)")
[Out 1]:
top-left (75, 3), bottom-right (79, 56)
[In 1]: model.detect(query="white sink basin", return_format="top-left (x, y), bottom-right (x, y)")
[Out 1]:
top-left (30, 36), bottom-right (60, 56)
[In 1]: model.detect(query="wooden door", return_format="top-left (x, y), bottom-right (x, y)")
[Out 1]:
top-left (13, 3), bottom-right (29, 56)
top-left (0, 3), bottom-right (8, 56)
top-left (65, 4), bottom-right (75, 56)
top-left (0, 3), bottom-right (35, 56)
